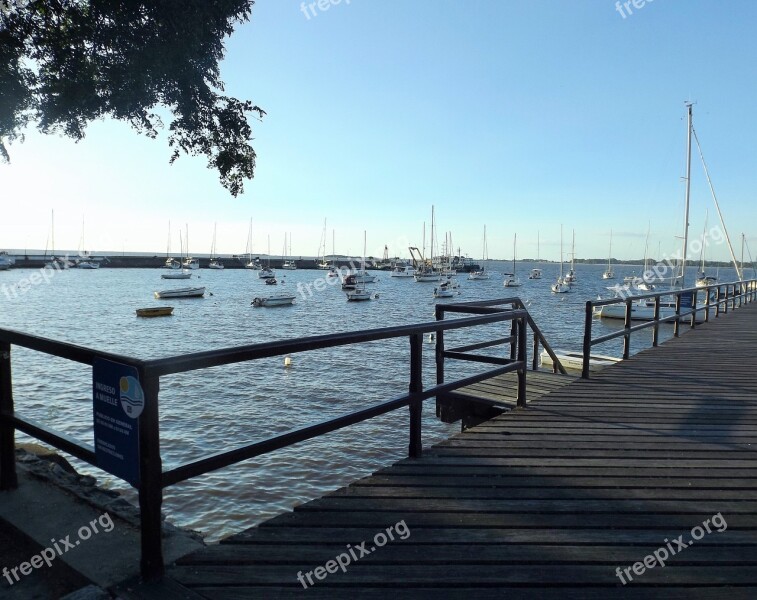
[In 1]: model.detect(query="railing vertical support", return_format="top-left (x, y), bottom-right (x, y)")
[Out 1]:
top-left (690, 289), bottom-right (698, 329)
top-left (652, 296), bottom-right (661, 347)
top-left (581, 301), bottom-right (592, 379)
top-left (138, 372), bottom-right (164, 582)
top-left (0, 342), bottom-right (18, 491)
top-left (715, 286), bottom-right (721, 317)
top-left (673, 293), bottom-right (682, 337)
top-left (531, 333), bottom-right (539, 372)
top-left (434, 305), bottom-right (444, 385)
top-left (509, 320), bottom-right (517, 361)
top-left (724, 286), bottom-right (729, 314)
top-left (622, 299), bottom-right (632, 360)
top-left (408, 334), bottom-right (423, 459)
top-left (516, 318), bottom-right (527, 408)
top-left (704, 286), bottom-right (710, 323)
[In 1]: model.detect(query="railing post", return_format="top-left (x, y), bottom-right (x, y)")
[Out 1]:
top-left (138, 372), bottom-right (164, 581)
top-left (516, 318), bottom-right (527, 408)
top-left (652, 295), bottom-right (661, 347)
top-left (434, 305), bottom-right (444, 385)
top-left (715, 286), bottom-right (721, 317)
top-left (673, 293), bottom-right (682, 337)
top-left (581, 301), bottom-right (592, 379)
top-left (724, 285), bottom-right (729, 314)
top-left (0, 342), bottom-right (18, 491)
top-left (690, 289), bottom-right (697, 329)
top-left (622, 298), bottom-right (632, 360)
top-left (704, 285), bottom-right (710, 323)
top-left (509, 320), bottom-right (517, 361)
top-left (408, 333), bottom-right (423, 458)
top-left (531, 332), bottom-right (539, 371)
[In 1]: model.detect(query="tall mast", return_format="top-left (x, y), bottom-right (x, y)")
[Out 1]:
top-left (559, 225), bottom-right (564, 278)
top-left (608, 229), bottom-right (612, 271)
top-left (571, 229), bottom-right (575, 272)
top-left (537, 230), bottom-right (540, 262)
top-left (681, 102), bottom-right (693, 287)
top-left (513, 233), bottom-right (516, 273)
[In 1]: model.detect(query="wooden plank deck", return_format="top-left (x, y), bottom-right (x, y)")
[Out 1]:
top-left (169, 303), bottom-right (757, 598)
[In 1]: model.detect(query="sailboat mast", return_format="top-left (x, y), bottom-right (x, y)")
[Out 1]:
top-left (513, 233), bottom-right (516, 272)
top-left (537, 230), bottom-right (540, 262)
top-left (608, 230), bottom-right (612, 271)
top-left (559, 225), bottom-right (564, 278)
top-left (681, 102), bottom-right (693, 287)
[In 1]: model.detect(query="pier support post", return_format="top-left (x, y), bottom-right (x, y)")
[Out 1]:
top-left (623, 299), bottom-right (632, 359)
top-left (0, 342), bottom-right (17, 491)
top-left (138, 372), bottom-right (164, 581)
top-left (691, 290), bottom-right (698, 329)
top-left (434, 305), bottom-right (444, 385)
top-left (581, 301), bottom-right (592, 379)
top-left (409, 334), bottom-right (423, 458)
top-left (516, 318), bottom-right (527, 408)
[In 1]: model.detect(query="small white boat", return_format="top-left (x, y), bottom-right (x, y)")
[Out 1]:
top-left (540, 349), bottom-right (621, 373)
top-left (154, 286), bottom-right (205, 299)
top-left (602, 270), bottom-right (615, 280)
top-left (467, 269), bottom-right (490, 280)
top-left (433, 281), bottom-right (457, 298)
top-left (602, 230), bottom-right (615, 279)
top-left (252, 293), bottom-right (295, 307)
top-left (207, 223), bottom-right (224, 269)
top-left (282, 260), bottom-right (297, 270)
top-left (352, 269), bottom-right (377, 284)
top-left (164, 258), bottom-right (181, 269)
top-left (162, 270), bottom-right (192, 280)
top-left (415, 269), bottom-right (443, 282)
top-left (327, 266), bottom-right (340, 278)
top-left (346, 286), bottom-right (375, 301)
top-left (77, 259), bottom-right (100, 269)
top-left (551, 280), bottom-right (571, 294)
top-left (0, 252), bottom-right (14, 270)
top-left (594, 298), bottom-right (705, 323)
top-left (528, 268), bottom-right (542, 280)
top-left (208, 259), bottom-right (224, 270)
top-left (391, 265), bottom-right (416, 278)
top-left (695, 273), bottom-right (717, 288)
top-left (258, 267), bottom-right (275, 279)
top-left (183, 257), bottom-right (200, 270)
top-left (503, 234), bottom-right (521, 287)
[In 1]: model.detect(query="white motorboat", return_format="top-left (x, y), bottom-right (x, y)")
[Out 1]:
top-left (352, 270), bottom-right (377, 284)
top-left (695, 274), bottom-right (717, 288)
top-left (164, 258), bottom-right (181, 270)
top-left (528, 268), bottom-right (542, 280)
top-left (391, 265), bottom-right (416, 278)
top-left (252, 293), bottom-right (295, 307)
top-left (415, 270), bottom-right (443, 282)
top-left (346, 286), bottom-right (374, 301)
top-left (433, 280), bottom-right (458, 298)
top-left (154, 286), bottom-right (205, 299)
top-left (593, 298), bottom-right (706, 323)
top-left (540, 349), bottom-right (621, 373)
top-left (258, 267), bottom-right (274, 279)
top-left (162, 270), bottom-right (192, 280)
top-left (282, 260), bottom-right (297, 270)
top-left (327, 266), bottom-right (340, 278)
top-left (0, 251), bottom-right (14, 270)
top-left (183, 257), bottom-right (200, 270)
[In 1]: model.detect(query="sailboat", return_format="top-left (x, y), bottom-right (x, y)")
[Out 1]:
top-left (414, 208), bottom-right (443, 282)
top-left (503, 233), bottom-right (521, 287)
top-left (208, 223), bottom-right (224, 269)
top-left (259, 235), bottom-right (274, 279)
top-left (529, 231), bottom-right (542, 279)
top-left (182, 225), bottom-right (199, 270)
top-left (316, 219), bottom-right (331, 269)
top-left (282, 233), bottom-right (297, 270)
top-left (468, 225), bottom-right (490, 280)
top-left (563, 229), bottom-right (577, 284)
top-left (602, 230), bottom-right (615, 279)
top-left (551, 226), bottom-right (570, 294)
top-left (164, 221), bottom-right (181, 269)
top-left (347, 232), bottom-right (376, 301)
top-left (244, 219), bottom-right (260, 269)
top-left (76, 218), bottom-right (100, 269)
top-left (695, 212), bottom-right (716, 287)
top-left (162, 230), bottom-right (192, 279)
top-left (44, 210), bottom-right (72, 269)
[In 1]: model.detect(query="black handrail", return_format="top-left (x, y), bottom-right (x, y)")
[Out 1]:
top-left (581, 279), bottom-right (757, 379)
top-left (0, 301), bottom-right (534, 581)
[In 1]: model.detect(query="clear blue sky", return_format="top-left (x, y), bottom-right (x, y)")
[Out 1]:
top-left (2, 0), bottom-right (756, 263)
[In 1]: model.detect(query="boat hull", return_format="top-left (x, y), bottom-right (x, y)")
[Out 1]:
top-left (154, 287), bottom-right (205, 299)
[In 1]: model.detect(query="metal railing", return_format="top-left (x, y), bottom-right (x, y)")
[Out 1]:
top-left (0, 301), bottom-right (533, 581)
top-left (581, 279), bottom-right (757, 379)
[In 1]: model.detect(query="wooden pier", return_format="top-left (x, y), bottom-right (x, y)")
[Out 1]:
top-left (169, 302), bottom-right (757, 598)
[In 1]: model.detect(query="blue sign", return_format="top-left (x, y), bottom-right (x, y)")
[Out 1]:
top-left (92, 359), bottom-right (143, 486)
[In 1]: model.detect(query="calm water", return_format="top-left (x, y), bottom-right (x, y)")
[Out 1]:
top-left (0, 262), bottom-right (736, 540)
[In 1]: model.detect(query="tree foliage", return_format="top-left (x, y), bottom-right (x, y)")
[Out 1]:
top-left (0, 0), bottom-right (263, 196)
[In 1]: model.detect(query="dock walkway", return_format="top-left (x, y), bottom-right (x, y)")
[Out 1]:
top-left (169, 303), bottom-right (757, 598)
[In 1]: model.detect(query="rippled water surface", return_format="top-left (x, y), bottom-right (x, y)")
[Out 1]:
top-left (0, 262), bottom-right (736, 540)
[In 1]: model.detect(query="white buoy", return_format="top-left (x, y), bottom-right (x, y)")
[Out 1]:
top-left (284, 355), bottom-right (292, 367)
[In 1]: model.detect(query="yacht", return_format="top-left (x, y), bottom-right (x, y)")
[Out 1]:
top-left (528, 268), bottom-right (542, 280)
top-left (468, 225), bottom-right (490, 280)
top-left (551, 225), bottom-right (571, 294)
top-left (0, 252), bottom-right (14, 270)
top-left (390, 264), bottom-right (416, 278)
top-left (503, 233), bottom-right (522, 287)
top-left (602, 230), bottom-right (615, 279)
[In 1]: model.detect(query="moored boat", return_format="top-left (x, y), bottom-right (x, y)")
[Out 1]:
top-left (136, 306), bottom-right (174, 318)
top-left (252, 294), bottom-right (296, 307)
top-left (540, 349), bottom-right (621, 373)
top-left (154, 286), bottom-right (205, 299)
